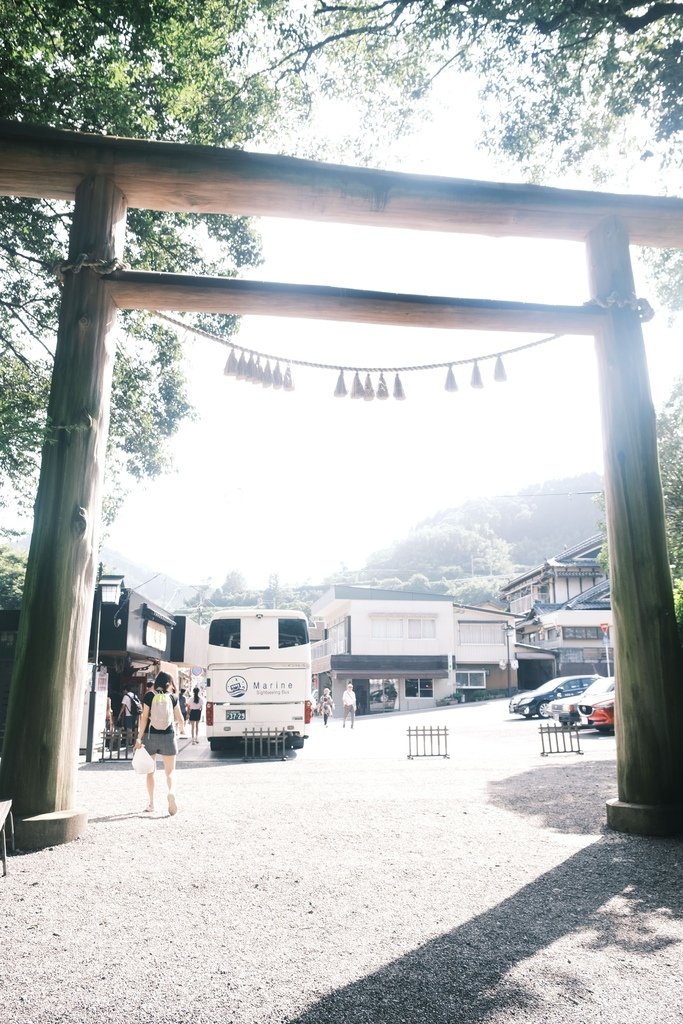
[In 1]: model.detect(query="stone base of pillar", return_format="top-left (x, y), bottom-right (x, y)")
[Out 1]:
top-left (14, 809), bottom-right (88, 850)
top-left (606, 798), bottom-right (683, 837)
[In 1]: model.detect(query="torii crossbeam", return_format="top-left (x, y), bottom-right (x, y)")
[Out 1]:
top-left (1, 121), bottom-right (682, 846)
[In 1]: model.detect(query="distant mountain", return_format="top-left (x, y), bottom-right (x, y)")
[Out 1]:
top-left (364, 473), bottom-right (604, 580)
top-left (7, 535), bottom-right (194, 612)
top-left (98, 548), bottom-right (195, 610)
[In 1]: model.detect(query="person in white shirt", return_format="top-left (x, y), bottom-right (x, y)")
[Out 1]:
top-left (342, 682), bottom-right (356, 729)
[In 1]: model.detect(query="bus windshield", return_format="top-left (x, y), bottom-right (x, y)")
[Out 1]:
top-left (208, 615), bottom-right (309, 649)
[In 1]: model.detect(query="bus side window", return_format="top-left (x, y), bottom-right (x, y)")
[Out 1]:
top-left (209, 618), bottom-right (241, 648)
top-left (278, 618), bottom-right (309, 648)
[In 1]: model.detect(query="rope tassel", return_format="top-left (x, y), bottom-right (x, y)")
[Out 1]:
top-left (351, 371), bottom-right (364, 399)
top-left (334, 370), bottom-right (348, 398)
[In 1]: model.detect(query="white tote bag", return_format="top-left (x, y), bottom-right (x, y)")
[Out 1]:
top-left (131, 745), bottom-right (155, 775)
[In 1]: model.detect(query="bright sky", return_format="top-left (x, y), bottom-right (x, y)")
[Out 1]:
top-left (102, 83), bottom-right (683, 591)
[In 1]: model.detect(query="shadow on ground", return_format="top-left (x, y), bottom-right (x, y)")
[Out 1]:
top-left (284, 757), bottom-right (680, 1024)
top-left (488, 759), bottom-right (618, 834)
top-left (285, 830), bottom-right (682, 1024)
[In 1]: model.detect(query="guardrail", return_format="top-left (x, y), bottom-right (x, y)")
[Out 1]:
top-left (407, 726), bottom-right (450, 759)
top-left (539, 723), bottom-right (584, 756)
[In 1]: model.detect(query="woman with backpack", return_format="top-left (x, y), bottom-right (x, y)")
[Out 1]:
top-left (187, 686), bottom-right (203, 744)
top-left (134, 671), bottom-right (186, 816)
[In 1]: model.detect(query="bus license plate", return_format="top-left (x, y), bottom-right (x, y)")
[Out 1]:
top-left (226, 710), bottom-right (246, 721)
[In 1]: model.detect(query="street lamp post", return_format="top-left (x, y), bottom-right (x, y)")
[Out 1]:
top-left (501, 623), bottom-right (516, 699)
top-left (85, 571), bottom-right (125, 762)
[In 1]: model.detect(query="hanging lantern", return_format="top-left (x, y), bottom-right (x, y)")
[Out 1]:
top-left (262, 360), bottom-right (273, 388)
top-left (236, 351), bottom-right (247, 380)
top-left (364, 373), bottom-right (375, 401)
top-left (224, 348), bottom-right (238, 376)
top-left (377, 372), bottom-right (389, 400)
top-left (393, 373), bottom-right (406, 400)
top-left (470, 361), bottom-right (483, 389)
top-left (334, 370), bottom-right (348, 398)
top-left (351, 371), bottom-right (364, 399)
top-left (445, 365), bottom-right (458, 392)
top-left (273, 362), bottom-right (283, 389)
top-left (283, 365), bottom-right (294, 391)
top-left (494, 355), bottom-right (507, 382)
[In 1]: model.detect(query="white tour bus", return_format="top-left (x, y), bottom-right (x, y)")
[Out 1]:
top-left (205, 608), bottom-right (313, 751)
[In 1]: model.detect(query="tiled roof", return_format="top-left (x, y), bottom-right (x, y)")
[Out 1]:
top-left (502, 533), bottom-right (605, 591)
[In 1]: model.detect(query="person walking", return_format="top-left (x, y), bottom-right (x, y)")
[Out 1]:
top-left (319, 687), bottom-right (335, 727)
top-left (342, 682), bottom-right (356, 729)
top-left (187, 686), bottom-right (203, 744)
top-left (118, 687), bottom-right (140, 744)
top-left (134, 671), bottom-right (185, 815)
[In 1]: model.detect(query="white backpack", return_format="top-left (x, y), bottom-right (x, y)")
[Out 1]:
top-left (150, 692), bottom-right (174, 730)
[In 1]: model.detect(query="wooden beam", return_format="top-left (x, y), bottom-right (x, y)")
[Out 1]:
top-left (1, 121), bottom-right (682, 247)
top-left (106, 271), bottom-right (605, 335)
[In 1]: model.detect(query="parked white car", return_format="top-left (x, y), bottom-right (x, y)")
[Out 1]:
top-left (550, 676), bottom-right (615, 726)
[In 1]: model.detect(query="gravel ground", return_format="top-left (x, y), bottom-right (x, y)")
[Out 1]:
top-left (1, 700), bottom-right (682, 1024)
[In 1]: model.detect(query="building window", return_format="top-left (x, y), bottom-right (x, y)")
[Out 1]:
top-left (371, 618), bottom-right (403, 639)
top-left (328, 619), bottom-right (348, 655)
top-left (455, 671), bottom-right (486, 689)
top-left (459, 622), bottom-right (506, 645)
top-left (564, 626), bottom-right (603, 640)
top-left (405, 678), bottom-right (434, 698)
top-left (0, 631), bottom-right (16, 651)
top-left (407, 618), bottom-right (436, 639)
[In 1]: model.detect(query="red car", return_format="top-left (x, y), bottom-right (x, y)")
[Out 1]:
top-left (587, 696), bottom-right (615, 733)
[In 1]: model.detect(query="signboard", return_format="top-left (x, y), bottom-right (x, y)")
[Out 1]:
top-left (600, 623), bottom-right (610, 636)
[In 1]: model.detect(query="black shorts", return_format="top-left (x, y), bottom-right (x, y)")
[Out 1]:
top-left (142, 730), bottom-right (178, 756)
top-left (189, 710), bottom-right (201, 722)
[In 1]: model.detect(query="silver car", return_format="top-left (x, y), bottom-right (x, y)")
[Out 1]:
top-left (550, 675), bottom-right (615, 726)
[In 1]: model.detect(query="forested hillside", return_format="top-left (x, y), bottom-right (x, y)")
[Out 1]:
top-left (364, 473), bottom-right (603, 579)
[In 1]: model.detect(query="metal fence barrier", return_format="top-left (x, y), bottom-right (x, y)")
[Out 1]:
top-left (243, 728), bottom-right (287, 761)
top-left (539, 723), bottom-right (584, 757)
top-left (99, 727), bottom-right (137, 761)
top-left (407, 726), bottom-right (450, 759)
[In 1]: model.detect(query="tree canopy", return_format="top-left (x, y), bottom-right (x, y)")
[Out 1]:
top-left (657, 374), bottom-right (683, 574)
top-left (277, 1), bottom-right (682, 170)
top-left (0, 545), bottom-right (27, 609)
top-left (0, 0), bottom-right (284, 523)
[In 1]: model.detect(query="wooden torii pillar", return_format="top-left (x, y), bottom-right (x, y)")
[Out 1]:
top-left (0, 175), bottom-right (127, 847)
top-left (0, 123), bottom-right (682, 845)
top-left (588, 219), bottom-right (683, 834)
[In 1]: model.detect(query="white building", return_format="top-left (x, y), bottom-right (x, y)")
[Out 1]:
top-left (310, 586), bottom-right (518, 714)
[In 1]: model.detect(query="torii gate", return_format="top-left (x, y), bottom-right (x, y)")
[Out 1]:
top-left (1, 122), bottom-right (682, 848)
